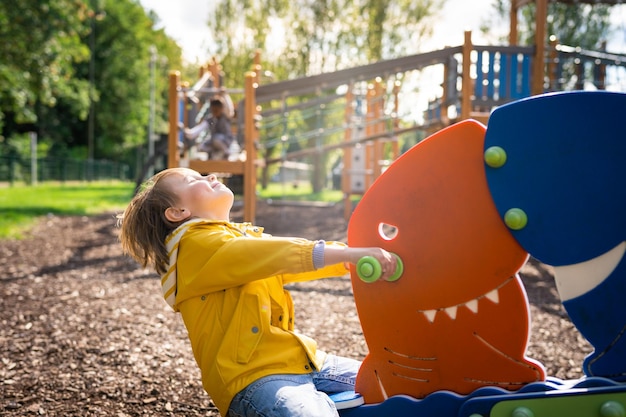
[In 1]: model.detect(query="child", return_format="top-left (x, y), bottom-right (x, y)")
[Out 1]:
top-left (185, 97), bottom-right (234, 160)
top-left (117, 167), bottom-right (397, 417)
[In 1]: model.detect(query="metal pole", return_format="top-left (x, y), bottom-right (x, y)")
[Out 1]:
top-left (30, 132), bottom-right (37, 186)
top-left (148, 45), bottom-right (157, 177)
top-left (168, 71), bottom-right (181, 169)
top-left (87, 0), bottom-right (96, 181)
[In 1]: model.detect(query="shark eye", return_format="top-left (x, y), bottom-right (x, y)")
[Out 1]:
top-left (378, 222), bottom-right (399, 241)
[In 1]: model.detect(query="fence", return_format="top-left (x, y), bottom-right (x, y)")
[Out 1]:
top-left (0, 156), bottom-right (130, 185)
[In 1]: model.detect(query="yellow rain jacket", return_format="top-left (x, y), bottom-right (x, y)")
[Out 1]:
top-left (167, 220), bottom-right (348, 414)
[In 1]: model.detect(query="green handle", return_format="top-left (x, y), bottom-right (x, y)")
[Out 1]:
top-left (357, 254), bottom-right (404, 283)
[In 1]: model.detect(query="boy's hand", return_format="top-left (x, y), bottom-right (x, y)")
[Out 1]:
top-left (346, 247), bottom-right (398, 281)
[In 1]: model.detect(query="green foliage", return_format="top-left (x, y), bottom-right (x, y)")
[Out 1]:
top-left (488, 0), bottom-right (613, 49)
top-left (485, 0), bottom-right (615, 91)
top-left (519, 2), bottom-right (612, 48)
top-left (86, 0), bottom-right (181, 161)
top-left (205, 0), bottom-right (444, 193)
top-left (0, 0), bottom-right (91, 126)
top-left (0, 0), bottom-right (183, 173)
top-left (0, 181), bottom-right (134, 239)
top-left (207, 0), bottom-right (445, 86)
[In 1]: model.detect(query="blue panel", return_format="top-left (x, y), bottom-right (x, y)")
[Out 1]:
top-left (521, 55), bottom-right (531, 96)
top-left (499, 53), bottom-right (509, 100)
top-left (484, 91), bottom-right (626, 266)
top-left (487, 52), bottom-right (496, 99)
top-left (178, 99), bottom-right (185, 143)
top-left (339, 391), bottom-right (484, 417)
top-left (511, 54), bottom-right (519, 98)
top-left (563, 258), bottom-right (626, 380)
top-left (339, 378), bottom-right (626, 417)
top-left (475, 51), bottom-right (484, 99)
top-left (486, 91), bottom-right (626, 382)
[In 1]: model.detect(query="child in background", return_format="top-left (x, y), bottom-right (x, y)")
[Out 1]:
top-left (185, 97), bottom-right (234, 160)
top-left (117, 167), bottom-right (397, 417)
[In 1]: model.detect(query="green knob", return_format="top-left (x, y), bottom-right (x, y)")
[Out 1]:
top-left (511, 406), bottom-right (534, 417)
top-left (504, 208), bottom-right (528, 230)
top-left (357, 256), bottom-right (382, 282)
top-left (484, 146), bottom-right (507, 168)
top-left (600, 401), bottom-right (626, 417)
top-left (387, 255), bottom-right (404, 282)
top-left (357, 254), bottom-right (404, 283)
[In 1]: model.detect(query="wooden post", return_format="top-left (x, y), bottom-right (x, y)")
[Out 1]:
top-left (373, 79), bottom-right (385, 180)
top-left (441, 59), bottom-right (451, 126)
top-left (391, 79), bottom-right (401, 158)
top-left (365, 83), bottom-right (376, 189)
top-left (209, 57), bottom-right (221, 88)
top-left (168, 71), bottom-right (180, 169)
top-left (198, 64), bottom-right (207, 80)
top-left (253, 50), bottom-right (262, 84)
top-left (461, 30), bottom-right (473, 120)
top-left (532, 0), bottom-right (548, 95)
top-left (509, 0), bottom-right (519, 46)
top-left (243, 71), bottom-right (258, 223)
top-left (181, 81), bottom-right (190, 143)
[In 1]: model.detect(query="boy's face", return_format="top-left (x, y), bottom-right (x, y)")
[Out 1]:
top-left (164, 168), bottom-right (233, 220)
top-left (211, 104), bottom-right (223, 118)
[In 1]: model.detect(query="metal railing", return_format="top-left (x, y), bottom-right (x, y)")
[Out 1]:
top-left (548, 44), bottom-right (626, 92)
top-left (0, 156), bottom-right (130, 185)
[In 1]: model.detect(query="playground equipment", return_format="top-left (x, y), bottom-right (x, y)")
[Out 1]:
top-left (168, 56), bottom-right (261, 223)
top-left (338, 90), bottom-right (626, 416)
top-left (160, 2), bottom-right (626, 413)
top-left (167, 1), bottom-right (626, 224)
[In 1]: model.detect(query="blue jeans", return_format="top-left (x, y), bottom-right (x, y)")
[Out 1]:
top-left (227, 354), bottom-right (361, 417)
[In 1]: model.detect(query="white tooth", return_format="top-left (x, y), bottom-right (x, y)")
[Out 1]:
top-left (444, 306), bottom-right (458, 319)
top-left (466, 299), bottom-right (479, 313)
top-left (553, 241), bottom-right (625, 302)
top-left (424, 310), bottom-right (437, 323)
top-left (485, 289), bottom-right (499, 304)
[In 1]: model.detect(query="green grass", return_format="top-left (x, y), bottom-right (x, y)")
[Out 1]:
top-left (0, 181), bottom-right (135, 239)
top-left (0, 180), bottom-right (347, 239)
top-left (257, 182), bottom-right (344, 202)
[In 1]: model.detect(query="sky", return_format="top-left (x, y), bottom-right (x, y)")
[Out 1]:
top-left (138, 0), bottom-right (502, 63)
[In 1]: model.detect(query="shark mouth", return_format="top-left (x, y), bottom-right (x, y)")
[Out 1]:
top-left (553, 241), bottom-right (626, 302)
top-left (417, 275), bottom-right (516, 323)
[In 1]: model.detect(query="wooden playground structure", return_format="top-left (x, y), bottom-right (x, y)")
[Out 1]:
top-left (167, 0), bottom-right (626, 223)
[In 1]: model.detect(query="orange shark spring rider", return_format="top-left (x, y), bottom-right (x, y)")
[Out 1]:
top-left (347, 120), bottom-right (545, 404)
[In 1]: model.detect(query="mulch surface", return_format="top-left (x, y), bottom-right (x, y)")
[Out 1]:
top-left (0, 200), bottom-right (592, 416)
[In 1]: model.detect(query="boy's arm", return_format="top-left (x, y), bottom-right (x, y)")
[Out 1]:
top-left (283, 241), bottom-right (398, 283)
top-left (184, 120), bottom-right (208, 139)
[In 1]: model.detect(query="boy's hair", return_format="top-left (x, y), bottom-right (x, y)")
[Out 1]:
top-left (118, 169), bottom-right (184, 275)
top-left (209, 98), bottom-right (224, 108)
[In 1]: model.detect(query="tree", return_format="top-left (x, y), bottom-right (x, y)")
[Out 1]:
top-left (0, 0), bottom-right (91, 146)
top-left (0, 0), bottom-right (184, 173)
top-left (485, 1), bottom-right (615, 93)
top-left (208, 0), bottom-right (444, 85)
top-left (80, 0), bottom-right (182, 162)
top-left (488, 0), bottom-right (613, 49)
top-left (206, 0), bottom-right (445, 192)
